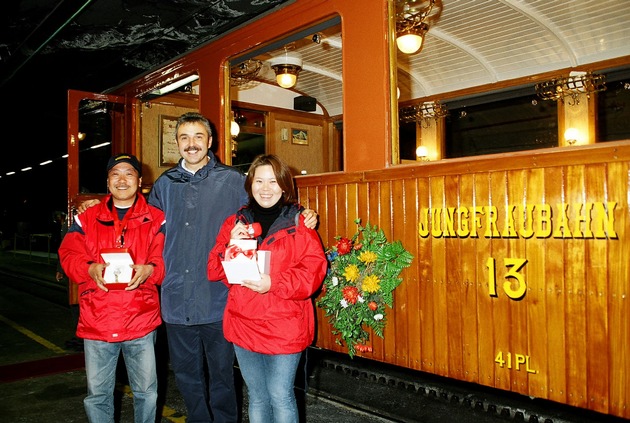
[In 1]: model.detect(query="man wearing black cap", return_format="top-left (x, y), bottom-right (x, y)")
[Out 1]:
top-left (59, 153), bottom-right (166, 423)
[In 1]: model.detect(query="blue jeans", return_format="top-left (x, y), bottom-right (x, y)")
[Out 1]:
top-left (83, 330), bottom-right (157, 423)
top-left (234, 345), bottom-right (302, 423)
top-left (165, 322), bottom-right (238, 423)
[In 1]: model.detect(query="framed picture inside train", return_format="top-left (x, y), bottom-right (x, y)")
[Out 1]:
top-left (159, 115), bottom-right (179, 166)
top-left (291, 129), bottom-right (308, 145)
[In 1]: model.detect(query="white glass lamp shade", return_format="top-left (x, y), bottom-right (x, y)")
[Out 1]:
top-left (564, 127), bottom-right (580, 145)
top-left (269, 52), bottom-right (303, 89)
top-left (230, 120), bottom-right (240, 138)
top-left (416, 145), bottom-right (428, 158)
top-left (276, 71), bottom-right (298, 88)
top-left (396, 23), bottom-right (428, 54)
top-left (397, 33), bottom-right (423, 54)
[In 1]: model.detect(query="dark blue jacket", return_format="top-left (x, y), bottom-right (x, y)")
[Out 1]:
top-left (148, 152), bottom-right (248, 325)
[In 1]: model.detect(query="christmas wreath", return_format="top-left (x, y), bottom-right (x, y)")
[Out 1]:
top-left (317, 219), bottom-right (414, 357)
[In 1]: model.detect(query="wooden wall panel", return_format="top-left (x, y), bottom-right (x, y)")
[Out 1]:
top-left (524, 168), bottom-right (548, 399)
top-left (459, 173), bottom-right (480, 384)
top-left (565, 165), bottom-right (588, 409)
top-left (391, 178), bottom-right (409, 367)
top-left (544, 166), bottom-right (568, 405)
top-left (273, 118), bottom-right (325, 175)
top-left (585, 164), bottom-right (610, 413)
top-left (297, 141), bottom-right (630, 419)
top-left (474, 173), bottom-right (495, 390)
top-left (606, 162), bottom-right (630, 417)
top-left (403, 178), bottom-right (421, 370)
top-left (136, 96), bottom-right (197, 186)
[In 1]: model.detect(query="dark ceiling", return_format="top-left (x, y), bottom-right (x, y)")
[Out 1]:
top-left (0, 0), bottom-right (292, 92)
top-left (0, 0), bottom-right (291, 227)
top-left (0, 0), bottom-right (292, 162)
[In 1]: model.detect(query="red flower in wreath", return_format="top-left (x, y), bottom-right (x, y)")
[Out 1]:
top-left (335, 237), bottom-right (353, 255)
top-left (342, 286), bottom-right (360, 304)
top-left (355, 344), bottom-right (373, 353)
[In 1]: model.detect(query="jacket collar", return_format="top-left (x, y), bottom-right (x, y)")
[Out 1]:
top-left (94, 193), bottom-right (150, 225)
top-left (175, 152), bottom-right (217, 180)
top-left (237, 203), bottom-right (302, 243)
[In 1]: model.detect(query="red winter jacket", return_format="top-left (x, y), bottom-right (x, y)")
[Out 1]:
top-left (59, 194), bottom-right (165, 342)
top-left (207, 205), bottom-right (327, 354)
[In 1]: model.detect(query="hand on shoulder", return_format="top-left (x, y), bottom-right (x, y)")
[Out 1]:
top-left (77, 199), bottom-right (101, 214)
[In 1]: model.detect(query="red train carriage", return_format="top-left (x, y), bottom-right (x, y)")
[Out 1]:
top-left (66, 1), bottom-right (630, 418)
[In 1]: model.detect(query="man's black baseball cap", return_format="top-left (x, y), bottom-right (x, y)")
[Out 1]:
top-left (106, 153), bottom-right (142, 176)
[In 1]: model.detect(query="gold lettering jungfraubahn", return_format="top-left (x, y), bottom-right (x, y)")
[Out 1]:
top-left (418, 202), bottom-right (618, 239)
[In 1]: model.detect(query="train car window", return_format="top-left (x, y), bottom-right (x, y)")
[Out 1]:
top-left (398, 120), bottom-right (418, 161)
top-left (231, 108), bottom-right (266, 173)
top-left (77, 99), bottom-right (124, 194)
top-left (228, 17), bottom-right (342, 174)
top-left (597, 70), bottom-right (630, 142)
top-left (444, 95), bottom-right (558, 158)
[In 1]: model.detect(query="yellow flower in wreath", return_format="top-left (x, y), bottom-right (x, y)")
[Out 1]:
top-left (343, 264), bottom-right (360, 282)
top-left (362, 274), bottom-right (381, 293)
top-left (358, 250), bottom-right (378, 264)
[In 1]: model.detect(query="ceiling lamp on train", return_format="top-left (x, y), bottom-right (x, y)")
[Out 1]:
top-left (535, 71), bottom-right (606, 106)
top-left (395, 0), bottom-right (442, 54)
top-left (399, 100), bottom-right (448, 128)
top-left (269, 50), bottom-right (303, 89)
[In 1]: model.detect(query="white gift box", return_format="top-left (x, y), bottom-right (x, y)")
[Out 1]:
top-left (100, 248), bottom-right (134, 286)
top-left (221, 239), bottom-right (271, 284)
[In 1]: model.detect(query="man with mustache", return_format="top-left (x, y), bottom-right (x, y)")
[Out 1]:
top-left (148, 112), bottom-right (317, 422)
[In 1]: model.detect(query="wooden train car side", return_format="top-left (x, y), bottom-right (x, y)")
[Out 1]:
top-left (297, 143), bottom-right (630, 417)
top-left (66, 0), bottom-right (630, 418)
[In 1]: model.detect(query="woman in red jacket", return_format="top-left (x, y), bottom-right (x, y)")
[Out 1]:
top-left (208, 154), bottom-right (327, 423)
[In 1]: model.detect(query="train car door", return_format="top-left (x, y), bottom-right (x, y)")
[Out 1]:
top-left (66, 90), bottom-right (128, 215)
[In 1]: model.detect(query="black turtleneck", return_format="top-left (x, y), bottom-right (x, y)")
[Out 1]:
top-left (250, 199), bottom-right (282, 239)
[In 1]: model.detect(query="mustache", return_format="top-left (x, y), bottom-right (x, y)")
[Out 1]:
top-left (184, 146), bottom-right (202, 152)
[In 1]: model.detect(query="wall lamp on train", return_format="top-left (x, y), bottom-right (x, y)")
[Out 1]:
top-left (230, 111), bottom-right (240, 157)
top-left (395, 0), bottom-right (442, 54)
top-left (399, 100), bottom-right (448, 128)
top-left (535, 71), bottom-right (606, 106)
top-left (269, 50), bottom-right (302, 89)
top-left (564, 128), bottom-right (582, 146)
top-left (416, 145), bottom-right (429, 161)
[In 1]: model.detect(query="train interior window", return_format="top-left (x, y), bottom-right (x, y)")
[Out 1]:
top-left (398, 120), bottom-right (418, 161)
top-left (399, 90), bottom-right (559, 161)
top-left (228, 16), bottom-right (342, 174)
top-left (231, 108), bottom-right (266, 173)
top-left (444, 93), bottom-right (558, 158)
top-left (597, 69), bottom-right (630, 142)
top-left (77, 99), bottom-right (121, 194)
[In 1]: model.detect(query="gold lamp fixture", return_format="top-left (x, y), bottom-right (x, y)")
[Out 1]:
top-left (230, 59), bottom-right (263, 86)
top-left (269, 50), bottom-right (303, 89)
top-left (535, 71), bottom-right (606, 106)
top-left (400, 100), bottom-right (448, 127)
top-left (395, 0), bottom-right (442, 54)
